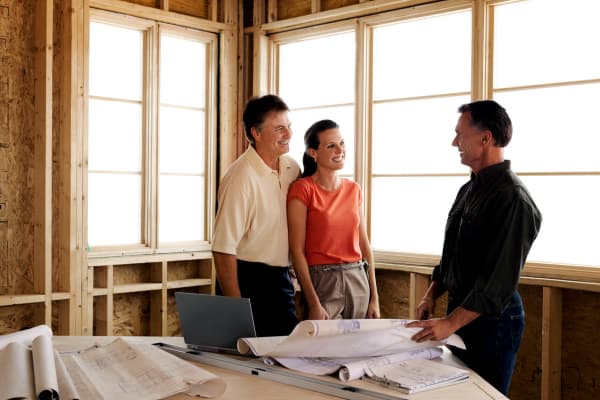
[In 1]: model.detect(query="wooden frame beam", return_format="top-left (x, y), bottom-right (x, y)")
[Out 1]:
top-left (33, 0), bottom-right (53, 326)
top-left (219, 0), bottom-right (240, 176)
top-left (541, 287), bottom-right (562, 400)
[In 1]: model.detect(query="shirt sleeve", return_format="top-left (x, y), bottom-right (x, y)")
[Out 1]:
top-left (431, 264), bottom-right (443, 283)
top-left (461, 188), bottom-right (541, 314)
top-left (287, 178), bottom-right (311, 207)
top-left (212, 175), bottom-right (251, 255)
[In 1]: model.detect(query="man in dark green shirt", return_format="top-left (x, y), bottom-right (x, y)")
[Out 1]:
top-left (407, 100), bottom-right (542, 395)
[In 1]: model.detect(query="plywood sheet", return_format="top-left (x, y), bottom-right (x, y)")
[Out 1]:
top-left (123, 0), bottom-right (158, 8)
top-left (562, 289), bottom-right (600, 399)
top-left (113, 263), bottom-right (160, 285)
top-left (277, 0), bottom-right (311, 20)
top-left (0, 0), bottom-right (36, 297)
top-left (169, 0), bottom-right (209, 19)
top-left (113, 292), bottom-right (151, 336)
top-left (322, 0), bottom-right (359, 11)
top-left (0, 303), bottom-right (39, 334)
top-left (167, 259), bottom-right (208, 280)
top-left (376, 269), bottom-right (410, 318)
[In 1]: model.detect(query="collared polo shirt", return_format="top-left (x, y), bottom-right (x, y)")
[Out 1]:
top-left (212, 146), bottom-right (300, 267)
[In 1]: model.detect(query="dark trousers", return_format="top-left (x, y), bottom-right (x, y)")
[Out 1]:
top-left (217, 260), bottom-right (298, 337)
top-left (447, 292), bottom-right (525, 395)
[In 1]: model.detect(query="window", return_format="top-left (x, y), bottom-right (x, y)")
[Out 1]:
top-left (492, 0), bottom-right (600, 266)
top-left (370, 10), bottom-right (472, 254)
top-left (270, 0), bottom-right (600, 269)
top-left (87, 11), bottom-right (216, 252)
top-left (275, 28), bottom-right (356, 178)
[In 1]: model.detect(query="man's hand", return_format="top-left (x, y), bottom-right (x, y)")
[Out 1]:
top-left (407, 306), bottom-right (481, 343)
top-left (406, 317), bottom-right (455, 342)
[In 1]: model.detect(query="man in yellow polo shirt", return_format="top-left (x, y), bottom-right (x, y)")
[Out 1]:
top-left (212, 95), bottom-right (300, 337)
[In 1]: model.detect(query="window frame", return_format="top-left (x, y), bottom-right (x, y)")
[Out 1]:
top-left (262, 0), bottom-right (600, 275)
top-left (269, 20), bottom-right (359, 181)
top-left (85, 9), bottom-right (218, 258)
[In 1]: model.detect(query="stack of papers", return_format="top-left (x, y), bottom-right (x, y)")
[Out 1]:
top-left (0, 325), bottom-right (226, 400)
top-left (365, 358), bottom-right (470, 394)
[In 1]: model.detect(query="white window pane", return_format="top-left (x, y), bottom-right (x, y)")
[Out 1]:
top-left (160, 34), bottom-right (206, 108)
top-left (89, 22), bottom-right (142, 100)
top-left (372, 95), bottom-right (470, 174)
top-left (159, 107), bottom-right (205, 174)
top-left (288, 106), bottom-right (355, 177)
top-left (88, 172), bottom-right (142, 246)
top-left (88, 99), bottom-right (142, 172)
top-left (279, 32), bottom-right (355, 108)
top-left (371, 176), bottom-right (465, 253)
top-left (159, 175), bottom-right (204, 242)
top-left (372, 10), bottom-right (471, 100)
top-left (521, 176), bottom-right (600, 267)
top-left (495, 84), bottom-right (600, 172)
top-left (494, 0), bottom-right (600, 88)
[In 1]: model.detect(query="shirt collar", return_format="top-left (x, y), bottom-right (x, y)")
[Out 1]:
top-left (471, 160), bottom-right (511, 185)
top-left (246, 145), bottom-right (288, 177)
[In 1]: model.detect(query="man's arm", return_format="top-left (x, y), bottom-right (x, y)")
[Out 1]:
top-left (414, 280), bottom-right (446, 320)
top-left (213, 251), bottom-right (241, 298)
top-left (408, 279), bottom-right (478, 342)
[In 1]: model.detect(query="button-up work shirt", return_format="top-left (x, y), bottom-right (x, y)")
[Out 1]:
top-left (432, 160), bottom-right (542, 314)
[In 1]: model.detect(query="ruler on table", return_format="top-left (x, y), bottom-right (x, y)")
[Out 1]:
top-left (154, 342), bottom-right (407, 400)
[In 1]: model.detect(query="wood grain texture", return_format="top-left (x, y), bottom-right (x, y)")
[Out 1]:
top-left (510, 284), bottom-right (543, 400)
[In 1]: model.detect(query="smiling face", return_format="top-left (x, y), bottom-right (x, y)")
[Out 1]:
top-left (252, 110), bottom-right (292, 161)
top-left (308, 128), bottom-right (345, 171)
top-left (452, 111), bottom-right (487, 172)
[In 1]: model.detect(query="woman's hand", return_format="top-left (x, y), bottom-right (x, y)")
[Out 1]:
top-left (307, 303), bottom-right (330, 320)
top-left (366, 299), bottom-right (380, 319)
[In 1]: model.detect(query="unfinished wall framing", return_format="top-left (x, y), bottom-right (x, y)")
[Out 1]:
top-left (0, 0), bottom-right (239, 337)
top-left (1, 1), bottom-right (599, 400)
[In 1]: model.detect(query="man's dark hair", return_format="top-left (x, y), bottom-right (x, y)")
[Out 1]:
top-left (242, 95), bottom-right (289, 145)
top-left (458, 100), bottom-right (513, 147)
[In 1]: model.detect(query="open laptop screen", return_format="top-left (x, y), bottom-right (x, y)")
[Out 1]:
top-left (175, 292), bottom-right (257, 354)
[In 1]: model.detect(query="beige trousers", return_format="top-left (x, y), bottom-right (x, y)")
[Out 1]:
top-left (308, 262), bottom-right (370, 319)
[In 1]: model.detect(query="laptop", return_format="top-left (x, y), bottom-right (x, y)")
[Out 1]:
top-left (175, 292), bottom-right (257, 354)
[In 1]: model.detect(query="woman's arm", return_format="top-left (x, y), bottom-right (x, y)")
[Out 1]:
top-left (287, 198), bottom-right (329, 320)
top-left (358, 206), bottom-right (380, 319)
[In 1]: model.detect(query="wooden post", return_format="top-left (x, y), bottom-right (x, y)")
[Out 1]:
top-left (355, 21), bottom-right (371, 230)
top-left (267, 0), bottom-right (278, 22)
top-left (33, 0), bottom-right (53, 325)
top-left (219, 0), bottom-right (239, 177)
top-left (409, 273), bottom-right (430, 319)
top-left (541, 286), bottom-right (562, 400)
top-left (472, 0), bottom-right (492, 100)
top-left (150, 261), bottom-right (167, 336)
top-left (74, 0), bottom-right (88, 336)
top-left (208, 0), bottom-right (218, 22)
top-left (311, 0), bottom-right (321, 13)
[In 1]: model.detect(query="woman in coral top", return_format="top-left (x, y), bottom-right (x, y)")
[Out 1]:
top-left (287, 119), bottom-right (380, 320)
